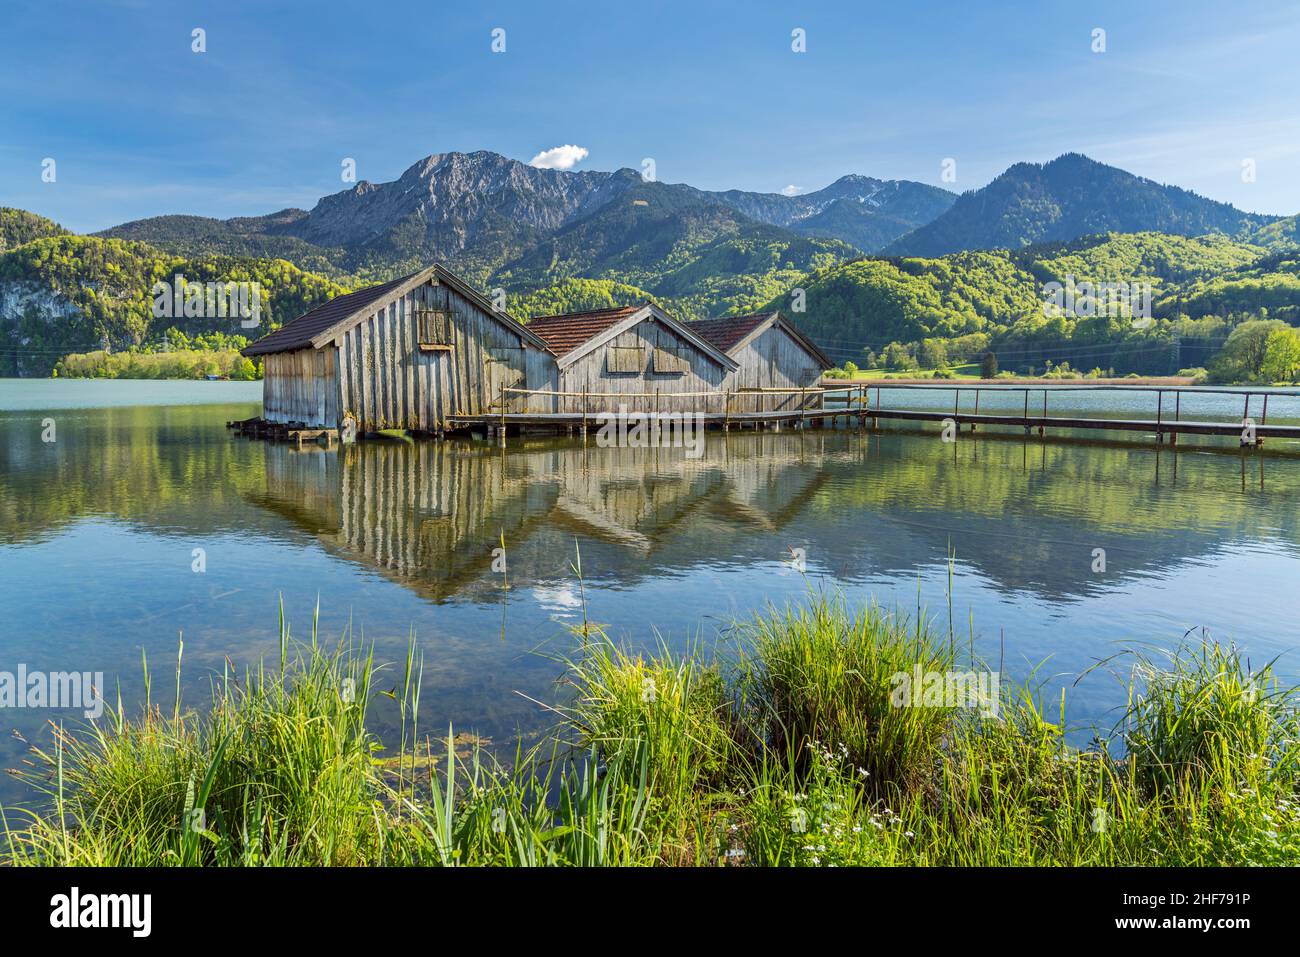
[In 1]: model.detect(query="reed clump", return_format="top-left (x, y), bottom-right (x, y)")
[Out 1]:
top-left (4, 595), bottom-right (1298, 866)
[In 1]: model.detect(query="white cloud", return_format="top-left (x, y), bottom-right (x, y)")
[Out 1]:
top-left (529, 144), bottom-right (590, 171)
top-left (781, 184), bottom-right (803, 196)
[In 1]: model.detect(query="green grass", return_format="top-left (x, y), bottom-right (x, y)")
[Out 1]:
top-left (4, 595), bottom-right (1298, 866)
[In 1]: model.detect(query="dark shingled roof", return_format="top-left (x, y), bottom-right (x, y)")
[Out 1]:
top-left (242, 270), bottom-right (422, 356)
top-left (525, 305), bottom-right (643, 357)
top-left (688, 312), bottom-right (774, 353)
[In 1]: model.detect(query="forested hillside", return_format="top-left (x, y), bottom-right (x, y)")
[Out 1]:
top-left (0, 233), bottom-right (346, 375)
top-left (0, 209), bottom-right (70, 252)
top-left (886, 154), bottom-right (1276, 257)
top-left (770, 232), bottom-right (1299, 377)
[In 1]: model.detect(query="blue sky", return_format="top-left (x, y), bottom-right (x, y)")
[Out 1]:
top-left (4, 0), bottom-right (1299, 232)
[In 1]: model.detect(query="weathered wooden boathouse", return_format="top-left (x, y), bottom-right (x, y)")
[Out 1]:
top-left (240, 265), bottom-right (835, 440)
top-left (690, 310), bottom-right (832, 412)
top-left (517, 303), bottom-right (740, 414)
top-left (241, 263), bottom-right (553, 434)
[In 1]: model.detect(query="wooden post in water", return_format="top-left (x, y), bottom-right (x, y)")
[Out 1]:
top-left (723, 390), bottom-right (731, 432)
top-left (1023, 389), bottom-right (1030, 435)
top-left (972, 389), bottom-right (980, 432)
top-left (1156, 390), bottom-right (1163, 443)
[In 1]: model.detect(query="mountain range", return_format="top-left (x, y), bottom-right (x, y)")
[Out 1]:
top-left (99, 151), bottom-right (956, 278)
top-left (884, 153), bottom-right (1277, 257)
top-left (2, 150), bottom-right (1296, 377)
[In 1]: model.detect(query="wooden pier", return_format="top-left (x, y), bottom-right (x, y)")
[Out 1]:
top-left (227, 383), bottom-right (1300, 449)
top-left (443, 383), bottom-right (1300, 447)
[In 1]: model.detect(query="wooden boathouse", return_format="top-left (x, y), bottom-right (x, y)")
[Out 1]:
top-left (690, 310), bottom-right (832, 412)
top-left (234, 260), bottom-right (1299, 451)
top-left (241, 263), bottom-right (553, 435)
top-left (517, 303), bottom-right (740, 414)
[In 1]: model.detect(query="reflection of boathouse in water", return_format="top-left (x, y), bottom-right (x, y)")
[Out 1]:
top-left (244, 435), bottom-right (837, 603)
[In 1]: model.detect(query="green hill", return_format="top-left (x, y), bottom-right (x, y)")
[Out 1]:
top-left (887, 154), bottom-right (1277, 257)
top-left (0, 208), bottom-right (70, 252)
top-left (0, 235), bottom-right (347, 375)
top-left (1244, 214), bottom-right (1300, 252)
top-left (772, 231), bottom-right (1296, 375)
top-left (510, 277), bottom-right (657, 319)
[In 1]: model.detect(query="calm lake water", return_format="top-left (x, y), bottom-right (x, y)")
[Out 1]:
top-left (2, 379), bottom-right (1300, 805)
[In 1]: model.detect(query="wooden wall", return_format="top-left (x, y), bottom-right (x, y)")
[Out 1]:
top-left (258, 278), bottom-right (557, 431)
top-left (259, 287), bottom-right (828, 430)
top-left (723, 323), bottom-right (825, 413)
top-left (262, 348), bottom-right (338, 427)
top-left (555, 317), bottom-right (729, 414)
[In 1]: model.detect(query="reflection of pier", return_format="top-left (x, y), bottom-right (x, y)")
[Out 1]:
top-left (246, 435), bottom-right (835, 602)
top-left (231, 425), bottom-right (1300, 608)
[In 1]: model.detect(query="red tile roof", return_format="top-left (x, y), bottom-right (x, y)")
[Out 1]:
top-left (688, 312), bottom-right (774, 353)
top-left (525, 305), bottom-right (642, 356)
top-left (691, 311), bottom-right (833, 368)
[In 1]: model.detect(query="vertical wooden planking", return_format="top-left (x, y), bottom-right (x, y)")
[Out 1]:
top-left (387, 301), bottom-right (398, 428)
top-left (359, 318), bottom-right (370, 429)
top-left (376, 309), bottom-right (387, 429)
top-left (404, 291), bottom-right (417, 429)
top-left (335, 339), bottom-right (348, 424)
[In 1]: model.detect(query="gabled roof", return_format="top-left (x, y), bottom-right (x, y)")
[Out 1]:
top-left (242, 272), bottom-right (416, 356)
top-left (689, 313), bottom-right (773, 352)
top-left (690, 311), bottom-right (833, 369)
top-left (525, 305), bottom-right (642, 357)
top-left (526, 302), bottom-right (738, 370)
top-left (242, 264), bottom-right (547, 356)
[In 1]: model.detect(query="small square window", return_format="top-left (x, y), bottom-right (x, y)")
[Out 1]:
top-left (653, 347), bottom-right (688, 374)
top-left (608, 345), bottom-right (644, 374)
top-left (416, 309), bottom-right (453, 347)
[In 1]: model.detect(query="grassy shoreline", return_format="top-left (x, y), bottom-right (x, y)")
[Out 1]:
top-left (4, 595), bottom-right (1298, 866)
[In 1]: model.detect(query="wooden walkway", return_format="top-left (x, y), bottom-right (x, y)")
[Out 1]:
top-left (448, 383), bottom-right (1300, 447)
top-left (229, 383), bottom-right (1300, 448)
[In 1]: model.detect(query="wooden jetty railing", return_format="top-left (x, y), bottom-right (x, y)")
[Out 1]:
top-left (448, 382), bottom-right (1300, 447)
top-left (812, 382), bottom-right (1300, 445)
